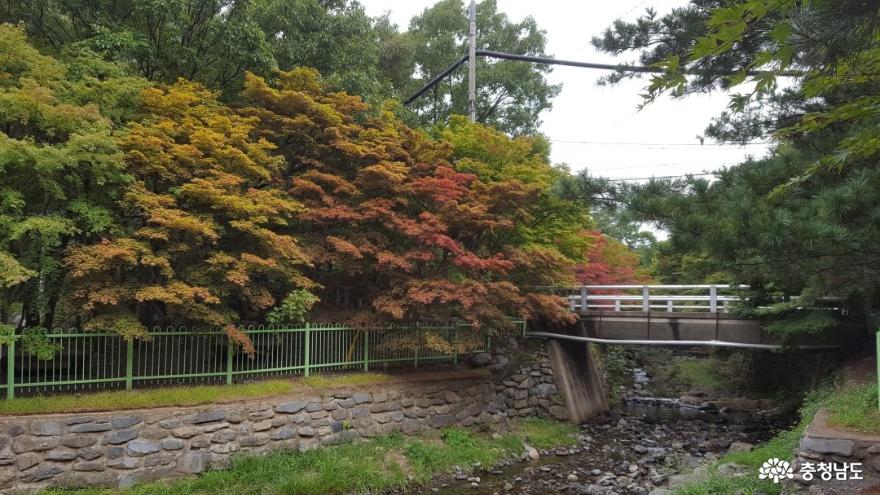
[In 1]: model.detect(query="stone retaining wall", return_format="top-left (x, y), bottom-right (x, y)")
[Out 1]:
top-left (0, 341), bottom-right (567, 493)
top-left (787, 408), bottom-right (880, 493)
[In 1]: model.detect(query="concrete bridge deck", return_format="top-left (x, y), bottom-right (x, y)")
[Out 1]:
top-left (525, 285), bottom-right (863, 350)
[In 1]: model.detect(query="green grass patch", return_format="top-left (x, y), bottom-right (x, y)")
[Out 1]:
top-left (300, 372), bottom-right (393, 389)
top-left (0, 372), bottom-right (398, 416)
top-left (0, 380), bottom-right (294, 416)
top-left (824, 382), bottom-right (880, 434)
top-left (42, 418), bottom-right (576, 495)
top-left (668, 359), bottom-right (725, 391)
top-left (516, 417), bottom-right (578, 449)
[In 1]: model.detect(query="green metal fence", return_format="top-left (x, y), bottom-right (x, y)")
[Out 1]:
top-left (0, 322), bottom-right (524, 399)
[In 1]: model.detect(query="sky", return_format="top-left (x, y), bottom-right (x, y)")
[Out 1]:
top-left (360, 0), bottom-right (772, 181)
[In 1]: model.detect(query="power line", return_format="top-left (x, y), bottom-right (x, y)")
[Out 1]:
top-left (569, 162), bottom-right (736, 172)
top-left (550, 139), bottom-right (771, 147)
top-left (405, 50), bottom-right (802, 106)
top-left (604, 173), bottom-right (719, 182)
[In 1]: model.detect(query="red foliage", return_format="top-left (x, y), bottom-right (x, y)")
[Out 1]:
top-left (574, 230), bottom-right (649, 285)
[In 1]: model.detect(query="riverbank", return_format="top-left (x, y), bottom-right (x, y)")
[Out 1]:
top-left (40, 418), bottom-right (576, 495)
top-left (669, 356), bottom-right (880, 495)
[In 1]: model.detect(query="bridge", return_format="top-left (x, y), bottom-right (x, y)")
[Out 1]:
top-left (525, 284), bottom-right (865, 423)
top-left (526, 285), bottom-right (861, 350)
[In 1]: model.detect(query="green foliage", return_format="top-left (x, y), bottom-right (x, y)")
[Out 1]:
top-left (402, 0), bottom-right (561, 134)
top-left (600, 345), bottom-right (629, 400)
top-left (267, 290), bottom-right (320, 325)
top-left (19, 327), bottom-right (62, 360)
top-left (591, 1), bottom-right (880, 329)
top-left (764, 310), bottom-right (837, 337)
top-left (0, 24), bottom-right (140, 329)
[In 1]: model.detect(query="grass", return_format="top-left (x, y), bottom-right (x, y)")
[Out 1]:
top-left (0, 380), bottom-right (296, 416)
top-left (42, 418), bottom-right (577, 495)
top-left (300, 372), bottom-right (393, 389)
top-left (668, 359), bottom-right (726, 391)
top-left (824, 382), bottom-right (880, 434)
top-left (0, 372), bottom-right (400, 416)
top-left (517, 417), bottom-right (578, 449)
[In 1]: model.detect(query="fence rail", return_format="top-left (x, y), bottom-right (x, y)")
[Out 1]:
top-left (563, 285), bottom-right (747, 313)
top-left (0, 322), bottom-right (524, 399)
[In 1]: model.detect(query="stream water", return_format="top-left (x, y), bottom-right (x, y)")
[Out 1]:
top-left (403, 368), bottom-right (792, 495)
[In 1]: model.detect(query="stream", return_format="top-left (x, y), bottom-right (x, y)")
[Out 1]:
top-left (404, 367), bottom-right (792, 495)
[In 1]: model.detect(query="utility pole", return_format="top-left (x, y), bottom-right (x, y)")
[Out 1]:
top-left (467, 0), bottom-right (477, 122)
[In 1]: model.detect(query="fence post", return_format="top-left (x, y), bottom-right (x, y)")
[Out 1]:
top-left (304, 323), bottom-right (311, 377)
top-left (709, 285), bottom-right (718, 313)
top-left (414, 329), bottom-right (420, 369)
top-left (642, 285), bottom-right (650, 312)
top-left (363, 330), bottom-right (370, 372)
top-left (6, 337), bottom-right (14, 400)
top-left (125, 339), bottom-right (134, 390)
top-left (226, 340), bottom-right (234, 385)
top-left (580, 286), bottom-right (588, 313)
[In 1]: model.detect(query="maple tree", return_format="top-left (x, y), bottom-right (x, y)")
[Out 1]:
top-left (240, 69), bottom-right (579, 337)
top-left (64, 79), bottom-right (311, 343)
top-left (574, 230), bottom-right (648, 286)
top-left (0, 26), bottom-right (653, 349)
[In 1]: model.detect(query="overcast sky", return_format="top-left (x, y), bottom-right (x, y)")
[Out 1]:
top-left (360, 0), bottom-right (771, 181)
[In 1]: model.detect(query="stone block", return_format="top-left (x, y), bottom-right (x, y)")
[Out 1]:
top-left (69, 423), bottom-right (112, 433)
top-left (63, 436), bottom-right (97, 449)
top-left (276, 401), bottom-right (308, 414)
top-left (270, 427), bottom-right (296, 441)
top-left (211, 430), bottom-right (238, 443)
top-left (29, 420), bottom-right (62, 436)
top-left (46, 449), bottom-right (78, 462)
top-left (104, 429), bottom-right (139, 445)
top-left (801, 437), bottom-right (855, 456)
top-left (13, 435), bottom-right (60, 453)
top-left (107, 457), bottom-right (141, 470)
top-left (19, 464), bottom-right (64, 483)
top-left (160, 438), bottom-right (185, 451)
top-left (171, 426), bottom-right (202, 439)
top-left (253, 420), bottom-right (272, 432)
top-left (126, 440), bottom-right (160, 456)
top-left (239, 434), bottom-right (269, 447)
top-left (53, 471), bottom-right (116, 489)
top-left (73, 461), bottom-right (105, 472)
top-left (78, 447), bottom-right (103, 461)
top-left (184, 409), bottom-right (226, 425)
top-left (16, 453), bottom-right (40, 470)
top-left (178, 451), bottom-right (210, 474)
top-left (111, 416), bottom-right (143, 430)
top-left (144, 452), bottom-right (175, 468)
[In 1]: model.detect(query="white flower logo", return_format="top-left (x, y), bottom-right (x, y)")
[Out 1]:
top-left (759, 458), bottom-right (794, 484)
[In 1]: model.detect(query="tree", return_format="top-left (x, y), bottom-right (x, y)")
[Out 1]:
top-left (0, 0), bottom-right (387, 100)
top-left (403, 0), bottom-right (561, 135)
top-left (591, 0), bottom-right (880, 329)
top-left (0, 24), bottom-right (145, 330)
top-left (64, 79), bottom-right (311, 343)
top-left (240, 68), bottom-right (578, 334)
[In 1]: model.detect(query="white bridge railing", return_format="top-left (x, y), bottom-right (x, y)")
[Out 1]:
top-left (565, 285), bottom-right (749, 314)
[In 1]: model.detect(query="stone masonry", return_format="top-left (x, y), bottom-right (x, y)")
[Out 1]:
top-left (786, 408), bottom-right (880, 493)
top-left (0, 341), bottom-right (568, 493)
